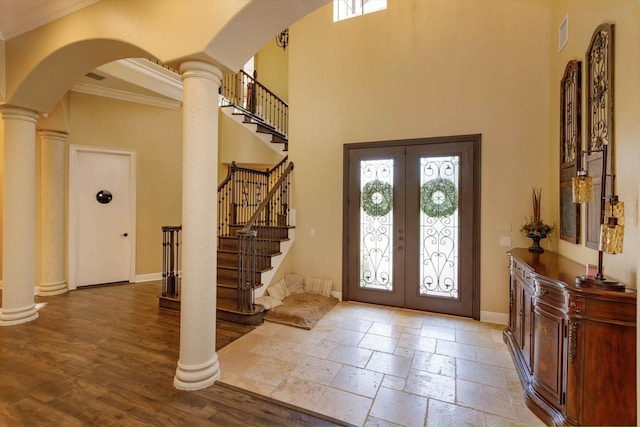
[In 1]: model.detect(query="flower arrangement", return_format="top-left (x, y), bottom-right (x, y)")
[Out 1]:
top-left (521, 188), bottom-right (554, 238)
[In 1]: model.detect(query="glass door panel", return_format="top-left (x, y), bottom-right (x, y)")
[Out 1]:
top-left (347, 146), bottom-right (405, 307)
top-left (359, 159), bottom-right (394, 291)
top-left (419, 156), bottom-right (460, 299)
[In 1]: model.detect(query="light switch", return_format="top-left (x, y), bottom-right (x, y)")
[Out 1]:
top-left (499, 236), bottom-right (512, 247)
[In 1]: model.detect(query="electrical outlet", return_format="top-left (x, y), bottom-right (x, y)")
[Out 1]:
top-left (499, 236), bottom-right (512, 247)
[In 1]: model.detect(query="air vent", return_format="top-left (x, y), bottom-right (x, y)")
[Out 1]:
top-left (86, 71), bottom-right (106, 81)
top-left (558, 14), bottom-right (568, 52)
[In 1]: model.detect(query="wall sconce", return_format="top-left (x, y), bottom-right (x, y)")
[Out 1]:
top-left (276, 29), bottom-right (289, 50)
top-left (573, 144), bottom-right (625, 290)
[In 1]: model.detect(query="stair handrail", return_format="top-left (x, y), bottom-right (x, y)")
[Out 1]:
top-left (236, 162), bottom-right (294, 311)
top-left (220, 70), bottom-right (288, 137)
top-left (239, 162), bottom-right (294, 234)
top-left (218, 156), bottom-right (289, 240)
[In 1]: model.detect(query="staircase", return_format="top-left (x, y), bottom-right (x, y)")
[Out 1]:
top-left (159, 70), bottom-right (292, 325)
top-left (220, 69), bottom-right (288, 153)
top-left (216, 221), bottom-right (291, 325)
top-left (215, 157), bottom-right (294, 324)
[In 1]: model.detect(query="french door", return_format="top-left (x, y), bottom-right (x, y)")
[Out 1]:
top-left (343, 135), bottom-right (480, 318)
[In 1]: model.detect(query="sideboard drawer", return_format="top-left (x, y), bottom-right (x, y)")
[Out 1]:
top-left (537, 281), bottom-right (565, 308)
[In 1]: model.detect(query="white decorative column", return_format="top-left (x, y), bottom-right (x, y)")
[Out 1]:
top-left (174, 61), bottom-right (222, 390)
top-left (0, 106), bottom-right (40, 326)
top-left (39, 130), bottom-right (68, 296)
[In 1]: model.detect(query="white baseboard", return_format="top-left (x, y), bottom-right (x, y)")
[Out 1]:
top-left (481, 310), bottom-right (509, 325)
top-left (135, 273), bottom-right (162, 283)
top-left (331, 290), bottom-right (343, 301)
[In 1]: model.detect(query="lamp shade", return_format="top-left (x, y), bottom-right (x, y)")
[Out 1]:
top-left (599, 199), bottom-right (624, 254)
top-left (605, 200), bottom-right (625, 225)
top-left (600, 222), bottom-right (624, 254)
top-left (572, 174), bottom-right (593, 203)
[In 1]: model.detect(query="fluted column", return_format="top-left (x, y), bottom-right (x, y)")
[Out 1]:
top-left (174, 61), bottom-right (222, 390)
top-left (0, 106), bottom-right (40, 326)
top-left (39, 130), bottom-right (68, 296)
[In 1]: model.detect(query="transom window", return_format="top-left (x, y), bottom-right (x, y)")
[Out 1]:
top-left (333, 0), bottom-right (387, 22)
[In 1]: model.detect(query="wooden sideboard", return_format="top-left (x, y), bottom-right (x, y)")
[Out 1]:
top-left (504, 248), bottom-right (637, 426)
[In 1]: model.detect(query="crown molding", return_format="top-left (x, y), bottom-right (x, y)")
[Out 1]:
top-left (71, 83), bottom-right (182, 110)
top-left (97, 58), bottom-right (183, 102)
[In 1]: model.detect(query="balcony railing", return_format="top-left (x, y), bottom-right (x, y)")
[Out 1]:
top-left (220, 70), bottom-right (288, 138)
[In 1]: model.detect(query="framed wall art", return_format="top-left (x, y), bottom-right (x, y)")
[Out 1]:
top-left (559, 60), bottom-right (581, 243)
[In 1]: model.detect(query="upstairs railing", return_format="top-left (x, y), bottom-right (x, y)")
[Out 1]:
top-left (237, 162), bottom-right (294, 311)
top-left (220, 70), bottom-right (288, 138)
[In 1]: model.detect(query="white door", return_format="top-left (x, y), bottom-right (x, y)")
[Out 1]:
top-left (69, 146), bottom-right (136, 288)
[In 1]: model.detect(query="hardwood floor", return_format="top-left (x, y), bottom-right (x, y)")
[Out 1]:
top-left (0, 282), bottom-right (349, 426)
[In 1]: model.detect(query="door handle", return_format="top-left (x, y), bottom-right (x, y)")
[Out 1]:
top-left (121, 233), bottom-right (128, 237)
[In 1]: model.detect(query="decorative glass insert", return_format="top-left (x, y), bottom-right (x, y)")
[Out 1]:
top-left (334, 0), bottom-right (387, 22)
top-left (359, 158), bottom-right (393, 291)
top-left (419, 156), bottom-right (459, 298)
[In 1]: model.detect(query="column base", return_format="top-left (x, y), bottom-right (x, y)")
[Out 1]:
top-left (174, 354), bottom-right (221, 391)
top-left (0, 304), bottom-right (39, 326)
top-left (38, 281), bottom-right (68, 296)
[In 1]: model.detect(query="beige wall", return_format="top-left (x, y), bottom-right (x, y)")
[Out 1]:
top-left (0, 117), bottom-right (3, 279)
top-left (550, 0), bottom-right (640, 288)
top-left (0, 40), bottom-right (6, 101)
top-left (218, 110), bottom-right (286, 183)
top-left (255, 38), bottom-right (290, 102)
top-left (289, 0), bottom-right (553, 316)
top-left (67, 92), bottom-right (183, 276)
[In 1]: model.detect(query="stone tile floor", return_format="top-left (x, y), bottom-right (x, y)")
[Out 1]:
top-left (217, 301), bottom-right (545, 426)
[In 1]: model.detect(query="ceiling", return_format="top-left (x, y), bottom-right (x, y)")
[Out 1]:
top-left (0, 0), bottom-right (99, 41)
top-left (0, 0), bottom-right (183, 109)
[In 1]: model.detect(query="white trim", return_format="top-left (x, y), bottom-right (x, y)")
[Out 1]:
top-left (72, 83), bottom-right (182, 110)
top-left (480, 310), bottom-right (509, 325)
top-left (136, 272), bottom-right (163, 283)
top-left (68, 145), bottom-right (137, 290)
top-left (330, 290), bottom-right (343, 301)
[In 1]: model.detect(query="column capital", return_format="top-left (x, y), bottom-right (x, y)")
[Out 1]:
top-left (38, 130), bottom-right (69, 143)
top-left (0, 105), bottom-right (40, 124)
top-left (179, 61), bottom-right (223, 87)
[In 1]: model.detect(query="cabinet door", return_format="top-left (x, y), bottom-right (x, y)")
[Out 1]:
top-left (532, 304), bottom-right (564, 407)
top-left (578, 321), bottom-right (636, 425)
top-left (522, 284), bottom-right (533, 371)
top-left (513, 277), bottom-right (524, 350)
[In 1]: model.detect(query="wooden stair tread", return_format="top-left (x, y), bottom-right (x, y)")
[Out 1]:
top-left (217, 298), bottom-right (263, 312)
top-left (229, 224), bottom-right (295, 230)
top-left (217, 264), bottom-right (273, 273)
top-left (217, 248), bottom-right (283, 256)
top-left (218, 277), bottom-right (266, 288)
top-left (219, 235), bottom-right (290, 243)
